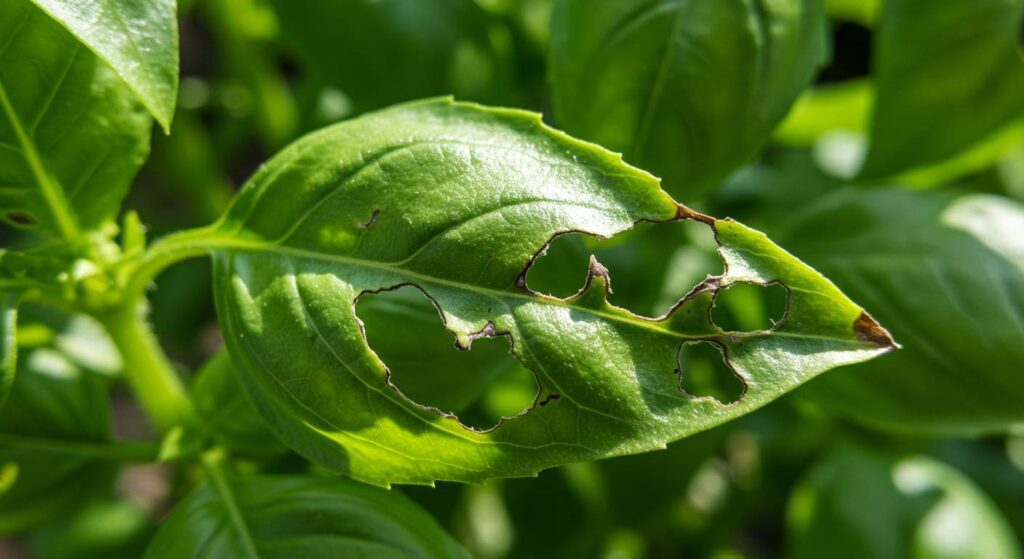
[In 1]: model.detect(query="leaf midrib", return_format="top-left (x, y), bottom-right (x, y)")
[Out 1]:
top-left (0, 78), bottom-right (79, 239)
top-left (196, 233), bottom-right (871, 347)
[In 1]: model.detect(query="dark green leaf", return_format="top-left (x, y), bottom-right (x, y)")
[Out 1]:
top-left (549, 0), bottom-right (827, 199)
top-left (28, 0), bottom-right (179, 132)
top-left (0, 317), bottom-right (116, 533)
top-left (779, 189), bottom-right (1024, 434)
top-left (269, 0), bottom-right (513, 117)
top-left (787, 446), bottom-right (1020, 559)
top-left (860, 0), bottom-right (1024, 178)
top-left (144, 473), bottom-right (468, 558)
top-left (169, 98), bottom-right (894, 486)
top-left (0, 0), bottom-right (152, 237)
top-left (190, 350), bottom-right (285, 456)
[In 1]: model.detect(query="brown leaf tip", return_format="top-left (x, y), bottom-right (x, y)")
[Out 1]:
top-left (854, 312), bottom-right (899, 349)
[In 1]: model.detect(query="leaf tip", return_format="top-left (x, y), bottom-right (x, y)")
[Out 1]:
top-left (854, 312), bottom-right (899, 349)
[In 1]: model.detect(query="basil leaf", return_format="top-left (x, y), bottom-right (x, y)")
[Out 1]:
top-left (549, 0), bottom-right (827, 199)
top-left (183, 98), bottom-right (893, 486)
top-left (787, 446), bottom-right (1021, 559)
top-left (190, 351), bottom-right (285, 457)
top-left (0, 313), bottom-right (116, 533)
top-left (29, 0), bottom-right (179, 132)
top-left (0, 0), bottom-right (151, 237)
top-left (144, 473), bottom-right (468, 558)
top-left (269, 0), bottom-right (512, 117)
top-left (780, 188), bottom-right (1024, 434)
top-left (860, 0), bottom-right (1024, 178)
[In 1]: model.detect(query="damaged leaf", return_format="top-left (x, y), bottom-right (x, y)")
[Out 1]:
top-left (549, 0), bottom-right (828, 199)
top-left (186, 98), bottom-right (894, 486)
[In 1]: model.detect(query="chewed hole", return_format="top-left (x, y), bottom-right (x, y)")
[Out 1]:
top-left (678, 341), bottom-right (745, 405)
top-left (356, 285), bottom-right (539, 431)
top-left (4, 211), bottom-right (38, 227)
top-left (525, 220), bottom-right (721, 317)
top-left (711, 283), bottom-right (788, 332)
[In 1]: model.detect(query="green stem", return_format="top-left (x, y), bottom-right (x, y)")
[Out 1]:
top-left (0, 434), bottom-right (158, 462)
top-left (97, 300), bottom-right (196, 433)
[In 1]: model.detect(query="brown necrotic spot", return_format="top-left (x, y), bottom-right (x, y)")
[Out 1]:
top-left (355, 284), bottom-right (541, 431)
top-left (359, 209), bottom-right (381, 229)
top-left (854, 311), bottom-right (898, 348)
top-left (4, 211), bottom-right (38, 227)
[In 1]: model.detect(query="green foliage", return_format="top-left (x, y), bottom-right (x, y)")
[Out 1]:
top-left (550, 0), bottom-right (828, 199)
top-left (861, 0), bottom-right (1024, 178)
top-left (781, 189), bottom-right (1024, 434)
top-left (28, 0), bottom-right (179, 132)
top-left (144, 463), bottom-right (469, 558)
top-left (0, 0), bottom-right (1021, 556)
top-left (0, 0), bottom-right (152, 237)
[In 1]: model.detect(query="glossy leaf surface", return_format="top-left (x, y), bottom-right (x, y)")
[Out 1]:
top-left (0, 0), bottom-right (151, 236)
top-left (196, 99), bottom-right (894, 486)
top-left (144, 473), bottom-right (468, 558)
top-left (861, 0), bottom-right (1024, 178)
top-left (550, 0), bottom-right (827, 199)
top-left (29, 0), bottom-right (178, 132)
top-left (781, 189), bottom-right (1024, 434)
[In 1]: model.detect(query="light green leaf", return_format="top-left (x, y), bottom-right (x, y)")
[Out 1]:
top-left (144, 472), bottom-right (468, 558)
top-left (779, 189), bottom-right (1024, 434)
top-left (787, 446), bottom-right (1021, 559)
top-left (0, 0), bottom-right (152, 237)
top-left (269, 0), bottom-right (512, 118)
top-left (0, 288), bottom-right (17, 410)
top-left (156, 98), bottom-right (897, 486)
top-left (0, 308), bottom-right (117, 533)
top-left (549, 0), bottom-right (828, 199)
top-left (860, 0), bottom-right (1024, 178)
top-left (29, 0), bottom-right (179, 132)
top-left (190, 350), bottom-right (285, 457)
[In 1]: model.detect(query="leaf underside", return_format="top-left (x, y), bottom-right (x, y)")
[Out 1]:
top-left (203, 98), bottom-right (894, 486)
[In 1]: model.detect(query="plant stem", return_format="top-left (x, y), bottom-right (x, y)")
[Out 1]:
top-left (97, 301), bottom-right (196, 433)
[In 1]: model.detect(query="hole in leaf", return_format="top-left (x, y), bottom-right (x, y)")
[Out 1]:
top-left (356, 285), bottom-right (539, 431)
top-left (711, 283), bottom-right (788, 332)
top-left (677, 341), bottom-right (744, 405)
top-left (4, 211), bottom-right (38, 227)
top-left (525, 220), bottom-right (721, 317)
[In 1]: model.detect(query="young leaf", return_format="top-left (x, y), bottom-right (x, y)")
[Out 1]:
top-left (169, 98), bottom-right (896, 486)
top-left (549, 0), bottom-right (827, 199)
top-left (144, 472), bottom-right (469, 558)
top-left (269, 0), bottom-right (512, 117)
top-left (779, 189), bottom-right (1024, 434)
top-left (860, 0), bottom-right (1024, 178)
top-left (29, 0), bottom-right (179, 132)
top-left (0, 0), bottom-right (151, 237)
